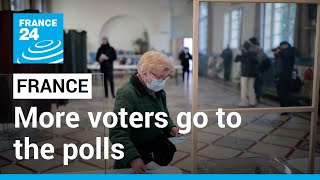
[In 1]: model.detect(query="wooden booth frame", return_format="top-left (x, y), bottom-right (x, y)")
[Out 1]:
top-left (192, 0), bottom-right (320, 173)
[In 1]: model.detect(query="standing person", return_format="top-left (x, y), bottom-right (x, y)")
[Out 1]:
top-left (221, 44), bottom-right (233, 81)
top-left (274, 41), bottom-right (296, 110)
top-left (96, 37), bottom-right (117, 98)
top-left (249, 37), bottom-right (270, 102)
top-left (179, 47), bottom-right (192, 82)
top-left (235, 41), bottom-right (258, 107)
top-left (110, 51), bottom-right (180, 173)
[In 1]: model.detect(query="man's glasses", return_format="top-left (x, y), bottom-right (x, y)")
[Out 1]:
top-left (149, 71), bottom-right (170, 81)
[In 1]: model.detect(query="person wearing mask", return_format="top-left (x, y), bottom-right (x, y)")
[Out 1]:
top-left (96, 37), bottom-right (117, 98)
top-left (179, 47), bottom-right (192, 82)
top-left (221, 44), bottom-right (233, 81)
top-left (274, 41), bottom-right (296, 110)
top-left (110, 51), bottom-right (181, 173)
top-left (235, 41), bottom-right (258, 107)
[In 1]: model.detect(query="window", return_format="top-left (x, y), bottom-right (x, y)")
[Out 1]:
top-left (199, 2), bottom-right (208, 54)
top-left (183, 38), bottom-right (193, 71)
top-left (262, 3), bottom-right (296, 53)
top-left (10, 0), bottom-right (16, 10)
top-left (223, 9), bottom-right (243, 49)
top-left (183, 38), bottom-right (193, 55)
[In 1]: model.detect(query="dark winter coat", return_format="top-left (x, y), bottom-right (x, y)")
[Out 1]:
top-left (275, 46), bottom-right (295, 81)
top-left (96, 43), bottom-right (117, 70)
top-left (179, 52), bottom-right (192, 70)
top-left (221, 48), bottom-right (233, 64)
top-left (235, 51), bottom-right (258, 77)
top-left (109, 74), bottom-right (175, 169)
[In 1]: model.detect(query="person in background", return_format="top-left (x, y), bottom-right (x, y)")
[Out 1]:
top-left (110, 51), bottom-right (180, 173)
top-left (179, 47), bottom-right (192, 83)
top-left (96, 37), bottom-right (117, 98)
top-left (221, 44), bottom-right (233, 81)
top-left (274, 41), bottom-right (296, 111)
top-left (249, 37), bottom-right (270, 102)
top-left (235, 41), bottom-right (258, 107)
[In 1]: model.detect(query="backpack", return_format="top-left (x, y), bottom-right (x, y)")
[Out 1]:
top-left (136, 135), bottom-right (176, 166)
top-left (259, 52), bottom-right (271, 73)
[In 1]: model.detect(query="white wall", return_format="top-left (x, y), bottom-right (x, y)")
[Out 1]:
top-left (170, 0), bottom-right (193, 62)
top-left (49, 0), bottom-right (173, 53)
top-left (210, 3), bottom-right (256, 54)
top-left (171, 0), bottom-right (193, 38)
top-left (99, 15), bottom-right (146, 51)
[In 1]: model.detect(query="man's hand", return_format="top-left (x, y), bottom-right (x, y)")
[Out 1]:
top-left (170, 127), bottom-right (182, 137)
top-left (99, 54), bottom-right (109, 63)
top-left (130, 158), bottom-right (147, 174)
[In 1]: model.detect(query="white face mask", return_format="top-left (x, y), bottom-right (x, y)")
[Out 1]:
top-left (146, 78), bottom-right (167, 92)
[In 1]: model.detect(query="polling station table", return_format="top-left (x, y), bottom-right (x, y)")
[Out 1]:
top-left (198, 157), bottom-right (303, 174)
top-left (58, 162), bottom-right (183, 174)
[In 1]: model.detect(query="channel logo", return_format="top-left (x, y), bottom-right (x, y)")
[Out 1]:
top-left (13, 13), bottom-right (64, 64)
top-left (17, 40), bottom-right (63, 64)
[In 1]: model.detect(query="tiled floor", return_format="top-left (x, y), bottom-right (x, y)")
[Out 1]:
top-left (0, 74), bottom-right (319, 174)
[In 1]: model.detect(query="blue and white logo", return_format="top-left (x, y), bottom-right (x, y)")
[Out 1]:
top-left (13, 13), bottom-right (64, 64)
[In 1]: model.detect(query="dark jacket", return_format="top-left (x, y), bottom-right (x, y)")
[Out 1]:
top-left (275, 46), bottom-right (295, 81)
top-left (109, 74), bottom-right (175, 169)
top-left (235, 51), bottom-right (258, 77)
top-left (221, 48), bottom-right (233, 64)
top-left (179, 51), bottom-right (192, 70)
top-left (96, 44), bottom-right (117, 70)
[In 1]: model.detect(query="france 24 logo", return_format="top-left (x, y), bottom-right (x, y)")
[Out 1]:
top-left (13, 13), bottom-right (64, 64)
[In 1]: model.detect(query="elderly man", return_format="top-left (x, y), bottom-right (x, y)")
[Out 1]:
top-left (110, 51), bottom-right (180, 173)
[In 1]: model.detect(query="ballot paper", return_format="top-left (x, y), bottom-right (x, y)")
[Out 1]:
top-left (146, 161), bottom-right (161, 170)
top-left (145, 162), bottom-right (182, 174)
top-left (146, 166), bottom-right (182, 174)
top-left (99, 54), bottom-right (108, 61)
top-left (168, 136), bottom-right (187, 144)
